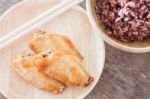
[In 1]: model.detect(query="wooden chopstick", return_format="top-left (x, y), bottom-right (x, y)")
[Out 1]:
top-left (0, 0), bottom-right (84, 50)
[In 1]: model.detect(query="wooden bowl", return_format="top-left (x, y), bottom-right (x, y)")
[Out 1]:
top-left (86, 0), bottom-right (150, 53)
top-left (0, 0), bottom-right (105, 99)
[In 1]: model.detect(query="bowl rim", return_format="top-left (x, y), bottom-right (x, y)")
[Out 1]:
top-left (86, 0), bottom-right (150, 53)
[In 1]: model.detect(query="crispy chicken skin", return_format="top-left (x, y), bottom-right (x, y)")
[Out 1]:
top-left (33, 51), bottom-right (94, 86)
top-left (12, 30), bottom-right (93, 94)
top-left (29, 30), bottom-right (83, 60)
top-left (12, 52), bottom-right (65, 94)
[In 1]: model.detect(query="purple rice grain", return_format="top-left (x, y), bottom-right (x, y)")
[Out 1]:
top-left (95, 0), bottom-right (150, 42)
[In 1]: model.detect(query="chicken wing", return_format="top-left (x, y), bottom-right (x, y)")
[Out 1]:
top-left (33, 50), bottom-right (94, 86)
top-left (12, 52), bottom-right (65, 94)
top-left (29, 30), bottom-right (83, 60)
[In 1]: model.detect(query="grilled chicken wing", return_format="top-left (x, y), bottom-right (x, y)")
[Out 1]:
top-left (29, 30), bottom-right (83, 60)
top-left (33, 51), bottom-right (94, 86)
top-left (12, 52), bottom-right (65, 94)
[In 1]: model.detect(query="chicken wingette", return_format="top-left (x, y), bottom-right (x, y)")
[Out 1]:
top-left (29, 30), bottom-right (83, 60)
top-left (12, 52), bottom-right (65, 94)
top-left (34, 51), bottom-right (93, 86)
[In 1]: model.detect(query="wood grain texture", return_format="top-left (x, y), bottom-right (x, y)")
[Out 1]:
top-left (0, 1), bottom-right (21, 98)
top-left (0, 0), bottom-right (150, 99)
top-left (86, 43), bottom-right (150, 99)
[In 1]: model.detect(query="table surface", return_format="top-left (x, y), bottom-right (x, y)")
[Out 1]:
top-left (0, 0), bottom-right (150, 99)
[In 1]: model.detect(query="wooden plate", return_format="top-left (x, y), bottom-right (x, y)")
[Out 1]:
top-left (0, 0), bottom-right (105, 99)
